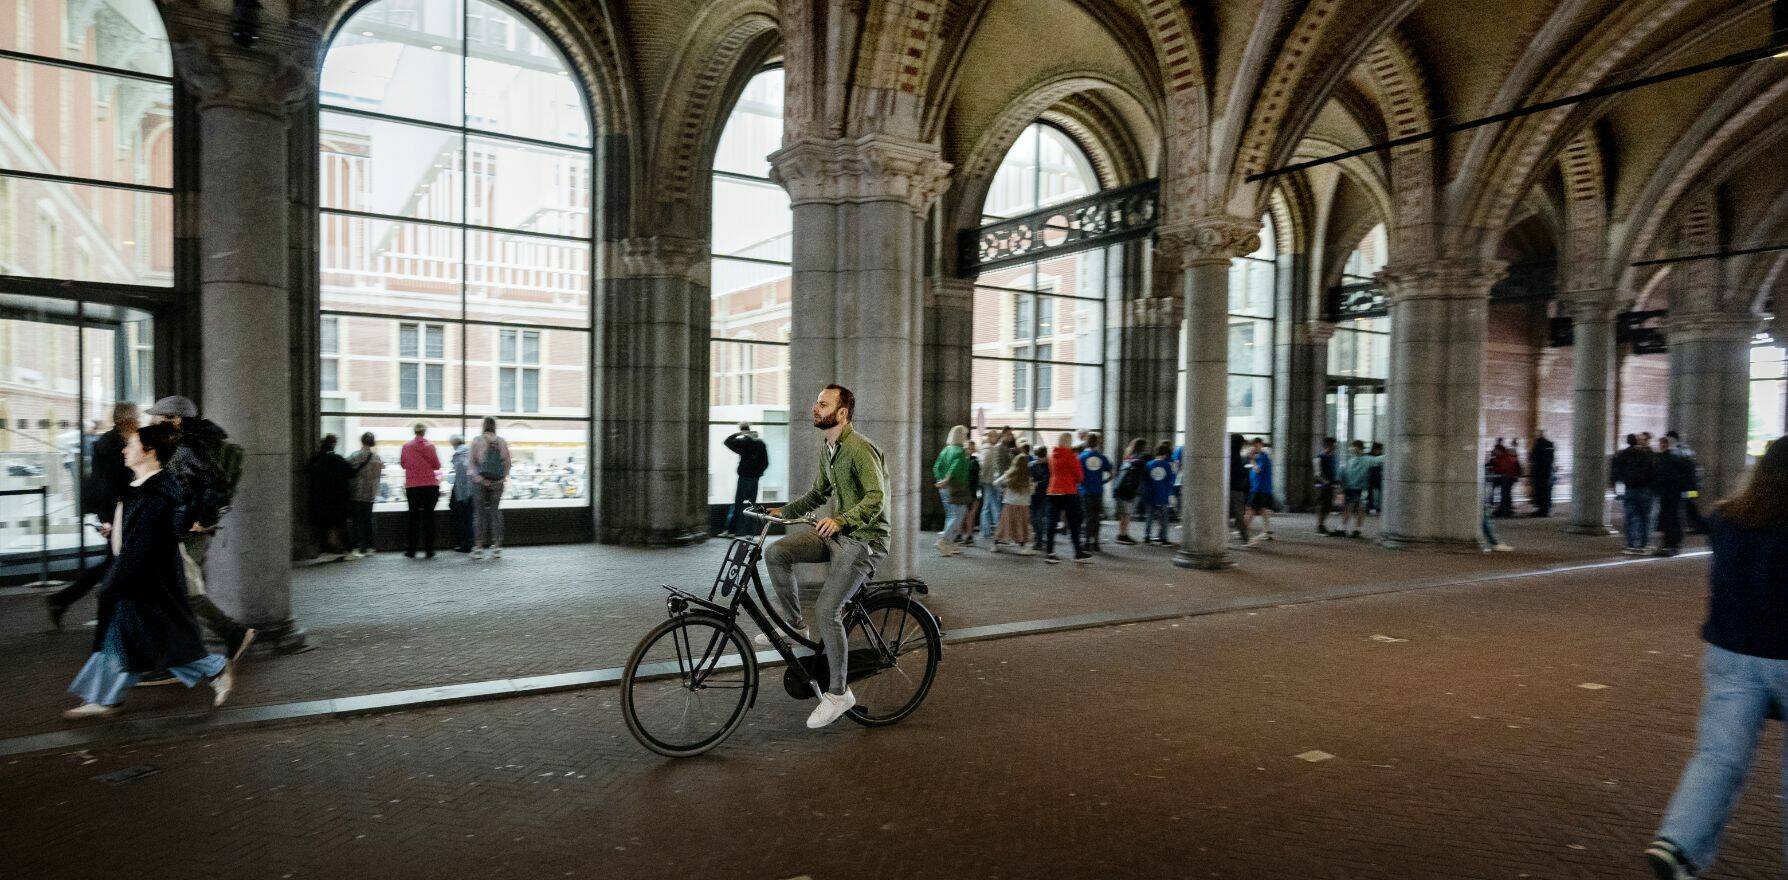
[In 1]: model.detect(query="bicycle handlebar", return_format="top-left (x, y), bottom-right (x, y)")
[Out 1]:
top-left (740, 505), bottom-right (817, 527)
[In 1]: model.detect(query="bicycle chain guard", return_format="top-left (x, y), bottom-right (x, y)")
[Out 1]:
top-left (780, 649), bottom-right (886, 700)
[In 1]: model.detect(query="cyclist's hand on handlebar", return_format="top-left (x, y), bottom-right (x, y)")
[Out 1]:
top-left (765, 506), bottom-right (783, 518)
top-left (814, 517), bottom-right (842, 538)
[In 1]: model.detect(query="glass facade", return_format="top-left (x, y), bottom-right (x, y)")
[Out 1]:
top-left (1, 2), bottom-right (170, 570)
top-left (319, 0), bottom-right (593, 510)
top-left (971, 123), bottom-right (1109, 446)
top-left (1751, 335), bottom-right (1786, 460)
top-left (708, 68), bottom-right (791, 506)
top-left (1326, 223), bottom-right (1390, 449)
top-left (1175, 213), bottom-right (1279, 444)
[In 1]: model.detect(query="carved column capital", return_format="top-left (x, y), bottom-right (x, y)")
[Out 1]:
top-left (1376, 258), bottom-right (1507, 304)
top-left (1123, 295), bottom-right (1182, 328)
top-left (1559, 288), bottom-right (1618, 323)
top-left (1665, 311), bottom-right (1763, 343)
top-left (165, 9), bottom-right (319, 116)
top-left (612, 236), bottom-right (706, 281)
top-left (769, 135), bottom-right (953, 211)
top-left (1157, 215), bottom-right (1261, 269)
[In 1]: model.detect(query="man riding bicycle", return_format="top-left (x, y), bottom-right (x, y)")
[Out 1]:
top-left (763, 383), bottom-right (889, 729)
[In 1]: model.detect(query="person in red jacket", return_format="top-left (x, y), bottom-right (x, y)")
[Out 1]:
top-left (1044, 432), bottom-right (1090, 564)
top-left (399, 422), bottom-right (443, 558)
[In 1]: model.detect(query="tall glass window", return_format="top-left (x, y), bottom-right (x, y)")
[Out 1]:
top-left (1175, 212), bottom-right (1279, 443)
top-left (970, 123), bottom-right (1110, 446)
top-left (1326, 223), bottom-right (1390, 449)
top-left (319, 0), bottom-right (593, 510)
top-left (708, 67), bottom-right (791, 506)
top-left (1751, 334), bottom-right (1785, 459)
top-left (2, 1), bottom-right (170, 570)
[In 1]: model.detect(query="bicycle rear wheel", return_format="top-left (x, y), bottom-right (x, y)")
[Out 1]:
top-left (844, 595), bottom-right (942, 727)
top-left (622, 613), bottom-right (757, 757)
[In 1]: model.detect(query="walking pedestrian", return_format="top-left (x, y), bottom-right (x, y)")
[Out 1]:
top-left (1529, 429), bottom-right (1556, 516)
top-left (931, 425), bottom-right (972, 556)
top-left (1243, 438), bottom-right (1276, 544)
top-left (960, 441), bottom-right (982, 547)
top-left (1078, 434), bottom-right (1113, 552)
top-left (345, 432), bottom-right (382, 558)
top-left (1228, 433), bottom-right (1252, 544)
top-left (1337, 441), bottom-right (1379, 539)
top-left (145, 395), bottom-right (254, 662)
top-left (1112, 438), bottom-right (1147, 545)
top-left (1044, 433), bottom-right (1089, 564)
top-left (45, 403), bottom-right (138, 630)
top-left (1137, 443), bottom-right (1174, 545)
top-left (979, 430), bottom-right (1014, 546)
top-left (62, 423), bottom-right (236, 719)
top-left (1655, 434), bottom-right (1694, 557)
top-left (1612, 433), bottom-right (1659, 554)
top-left (447, 435), bottom-right (474, 552)
top-left (992, 452), bottom-right (1035, 554)
top-left (469, 417), bottom-right (512, 560)
top-left (1667, 430), bottom-right (1709, 533)
top-left (1366, 442), bottom-right (1386, 514)
top-left (721, 423), bottom-right (769, 538)
top-left (306, 434), bottom-right (354, 559)
top-left (1028, 445), bottom-right (1051, 553)
top-left (1314, 437), bottom-right (1341, 536)
top-left (1646, 435), bottom-right (1788, 879)
top-left (400, 422), bottom-right (442, 559)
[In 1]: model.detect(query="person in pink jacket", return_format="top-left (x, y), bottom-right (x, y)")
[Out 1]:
top-left (398, 422), bottom-right (442, 558)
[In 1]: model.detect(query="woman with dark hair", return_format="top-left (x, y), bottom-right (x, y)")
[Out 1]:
top-left (62, 422), bottom-right (234, 719)
top-left (1228, 433), bottom-right (1252, 544)
top-left (307, 433), bottom-right (354, 558)
top-left (1647, 435), bottom-right (1788, 879)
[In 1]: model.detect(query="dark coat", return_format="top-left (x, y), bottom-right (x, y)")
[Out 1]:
top-left (92, 470), bottom-right (210, 673)
top-left (723, 432), bottom-right (769, 477)
top-left (307, 450), bottom-right (355, 527)
top-left (82, 428), bottom-right (131, 519)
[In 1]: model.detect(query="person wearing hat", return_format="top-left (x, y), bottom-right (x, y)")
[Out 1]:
top-left (144, 395), bottom-right (256, 663)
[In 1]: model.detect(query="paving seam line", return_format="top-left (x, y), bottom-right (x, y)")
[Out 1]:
top-left (0, 550), bottom-right (1708, 759)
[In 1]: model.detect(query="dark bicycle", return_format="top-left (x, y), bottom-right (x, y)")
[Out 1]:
top-left (621, 507), bottom-right (943, 757)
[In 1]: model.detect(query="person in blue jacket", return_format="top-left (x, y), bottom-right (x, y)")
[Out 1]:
top-left (1078, 434), bottom-right (1114, 552)
top-left (1243, 437), bottom-right (1275, 544)
top-left (1027, 444), bottom-right (1051, 552)
top-left (1140, 442), bottom-right (1176, 545)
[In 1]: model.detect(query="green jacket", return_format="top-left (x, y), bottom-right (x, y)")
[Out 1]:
top-left (932, 443), bottom-right (970, 487)
top-left (783, 424), bottom-right (890, 548)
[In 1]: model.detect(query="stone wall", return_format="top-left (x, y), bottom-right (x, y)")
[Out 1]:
top-left (1617, 353), bottom-right (1671, 439)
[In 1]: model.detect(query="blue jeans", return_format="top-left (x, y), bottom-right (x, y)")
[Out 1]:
top-left (1657, 645), bottom-right (1788, 872)
top-left (937, 490), bottom-right (967, 544)
top-left (1623, 488), bottom-right (1655, 549)
top-left (1142, 501), bottom-right (1170, 542)
top-left (980, 491), bottom-right (1003, 538)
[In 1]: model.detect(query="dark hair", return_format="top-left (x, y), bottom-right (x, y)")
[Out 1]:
top-left (1666, 430), bottom-right (1681, 440)
top-left (320, 433), bottom-right (338, 453)
top-left (1626, 433), bottom-right (1638, 446)
top-left (825, 384), bottom-right (855, 420)
top-left (360, 431), bottom-right (376, 447)
top-left (482, 416), bottom-right (498, 433)
top-left (1718, 436), bottom-right (1788, 529)
top-left (1086, 433), bottom-right (1101, 449)
top-left (1323, 436), bottom-right (1337, 445)
top-left (1155, 442), bottom-right (1172, 457)
top-left (1127, 438), bottom-right (1147, 457)
top-left (136, 422), bottom-right (181, 464)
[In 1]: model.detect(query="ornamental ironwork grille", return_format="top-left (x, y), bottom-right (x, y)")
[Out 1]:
top-left (1324, 281), bottom-right (1389, 321)
top-left (958, 179), bottom-right (1158, 275)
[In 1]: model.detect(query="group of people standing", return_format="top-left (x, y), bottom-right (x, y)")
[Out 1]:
top-left (305, 418), bottom-right (513, 561)
top-left (50, 396), bottom-right (257, 720)
top-left (1482, 431), bottom-right (1559, 519)
top-left (1610, 430), bottom-right (1706, 557)
top-left (1310, 437), bottom-right (1386, 540)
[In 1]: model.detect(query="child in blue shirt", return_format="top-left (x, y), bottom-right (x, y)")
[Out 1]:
top-left (1078, 436), bottom-right (1114, 552)
top-left (1141, 442), bottom-right (1175, 544)
top-left (1244, 437), bottom-right (1275, 543)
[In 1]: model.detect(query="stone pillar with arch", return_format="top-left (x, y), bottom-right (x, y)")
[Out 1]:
top-left (1563, 291), bottom-right (1618, 534)
top-left (1667, 311), bottom-right (1760, 502)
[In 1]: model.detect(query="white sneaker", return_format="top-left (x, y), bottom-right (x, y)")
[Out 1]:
top-left (211, 664), bottom-right (235, 707)
top-left (471, 548), bottom-right (485, 561)
top-left (62, 702), bottom-right (117, 720)
top-left (936, 540), bottom-right (959, 557)
top-left (806, 689), bottom-right (856, 729)
top-left (491, 548), bottom-right (502, 559)
top-left (1015, 547), bottom-right (1036, 556)
top-left (755, 626), bottom-right (808, 648)
top-left (1493, 542), bottom-right (1514, 552)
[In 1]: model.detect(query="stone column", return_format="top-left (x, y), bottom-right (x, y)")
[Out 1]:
top-left (1114, 286), bottom-right (1182, 446)
top-left (170, 16), bottom-right (317, 649)
top-left (1282, 320), bottom-right (1333, 511)
top-left (1563, 293), bottom-right (1617, 534)
top-left (1376, 259), bottom-right (1505, 550)
top-left (1166, 218), bottom-right (1261, 570)
top-left (770, 136), bottom-right (952, 579)
top-left (1667, 312), bottom-right (1759, 501)
top-left (596, 236), bottom-right (708, 545)
top-left (922, 277), bottom-right (974, 530)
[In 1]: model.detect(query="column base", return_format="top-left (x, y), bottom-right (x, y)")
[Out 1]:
top-left (1564, 524), bottom-right (1617, 536)
top-left (1172, 548), bottom-right (1234, 570)
top-left (1378, 533), bottom-right (1484, 553)
top-left (248, 619), bottom-right (315, 655)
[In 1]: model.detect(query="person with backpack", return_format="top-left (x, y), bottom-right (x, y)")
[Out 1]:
top-left (142, 396), bottom-right (256, 664)
top-left (1611, 433), bottom-right (1660, 554)
top-left (1112, 438), bottom-right (1147, 545)
top-left (469, 417), bottom-right (513, 561)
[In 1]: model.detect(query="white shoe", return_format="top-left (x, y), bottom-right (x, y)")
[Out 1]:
top-left (936, 540), bottom-right (959, 557)
top-left (1493, 543), bottom-right (1514, 552)
top-left (365, 549), bottom-right (378, 556)
top-left (755, 626), bottom-right (809, 648)
top-left (471, 548), bottom-right (485, 561)
top-left (1015, 547), bottom-right (1036, 556)
top-left (491, 548), bottom-right (502, 559)
top-left (62, 702), bottom-right (117, 720)
top-left (806, 689), bottom-right (856, 729)
top-left (211, 664), bottom-right (235, 707)
top-left (347, 550), bottom-right (366, 560)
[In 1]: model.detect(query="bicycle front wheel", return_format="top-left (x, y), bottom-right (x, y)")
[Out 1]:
top-left (622, 613), bottom-right (757, 757)
top-left (845, 595), bottom-right (942, 727)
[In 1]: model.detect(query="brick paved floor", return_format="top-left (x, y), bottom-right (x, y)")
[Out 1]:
top-left (0, 506), bottom-right (1697, 742)
top-left (3, 553), bottom-right (1776, 880)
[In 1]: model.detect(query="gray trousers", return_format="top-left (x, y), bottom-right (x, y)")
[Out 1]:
top-left (474, 482), bottom-right (504, 548)
top-left (180, 532), bottom-right (245, 644)
top-left (763, 531), bottom-right (880, 696)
